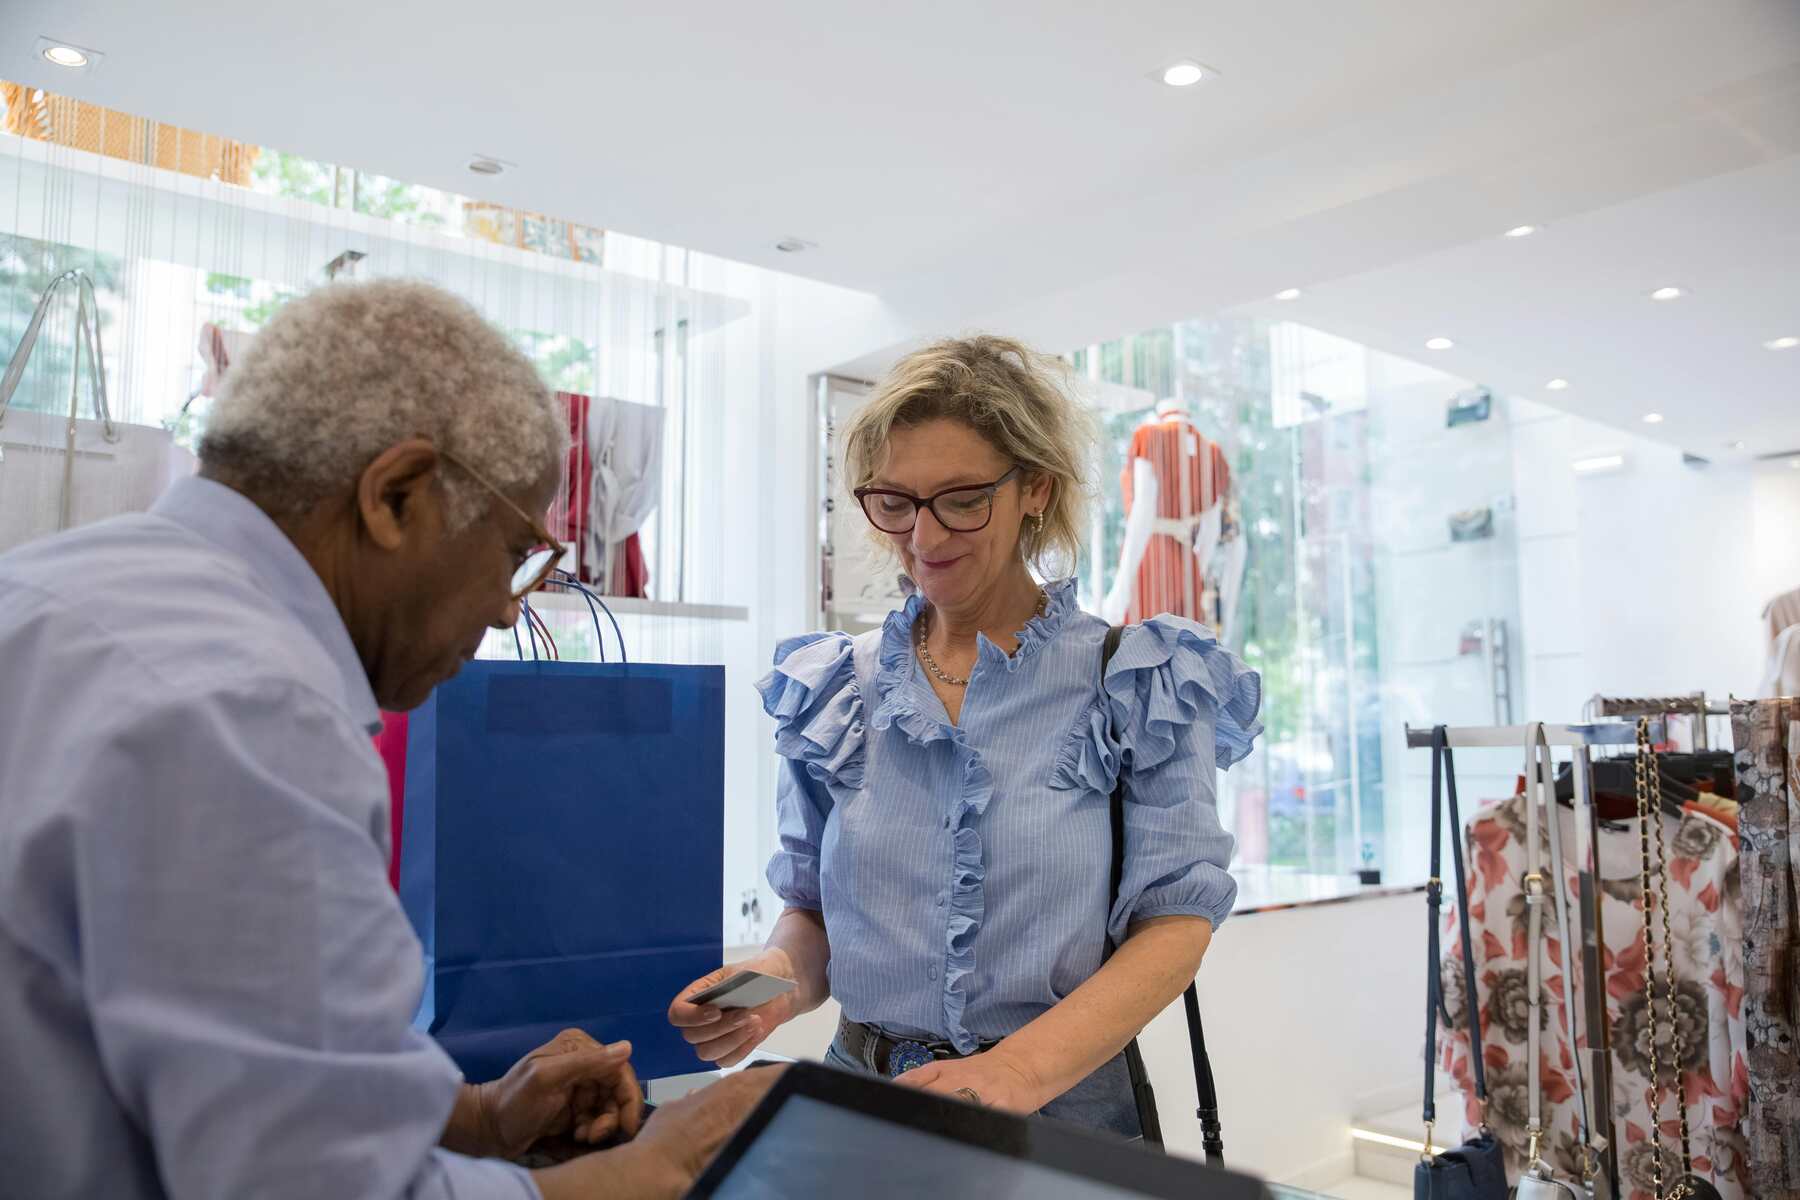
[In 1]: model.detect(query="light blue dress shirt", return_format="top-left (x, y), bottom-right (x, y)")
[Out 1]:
top-left (0, 478), bottom-right (536, 1199)
top-left (758, 578), bottom-right (1261, 1057)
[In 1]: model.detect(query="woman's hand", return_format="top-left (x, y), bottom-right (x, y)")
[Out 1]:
top-left (667, 949), bottom-right (799, 1068)
top-left (893, 1048), bottom-right (1046, 1116)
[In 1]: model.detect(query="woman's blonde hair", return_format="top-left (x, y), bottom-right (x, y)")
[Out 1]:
top-left (843, 335), bottom-right (1095, 578)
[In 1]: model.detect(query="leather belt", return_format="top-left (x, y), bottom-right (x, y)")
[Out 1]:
top-left (836, 1017), bottom-right (997, 1078)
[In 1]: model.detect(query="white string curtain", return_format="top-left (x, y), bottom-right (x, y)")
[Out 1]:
top-left (0, 118), bottom-right (775, 677)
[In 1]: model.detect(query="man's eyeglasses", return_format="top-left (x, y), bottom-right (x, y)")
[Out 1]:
top-left (439, 448), bottom-right (567, 600)
top-left (853, 466), bottom-right (1020, 535)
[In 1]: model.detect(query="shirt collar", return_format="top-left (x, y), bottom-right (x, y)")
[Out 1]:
top-left (152, 477), bottom-right (383, 735)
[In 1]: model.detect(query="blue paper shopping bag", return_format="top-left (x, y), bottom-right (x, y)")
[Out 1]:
top-left (399, 658), bottom-right (724, 1083)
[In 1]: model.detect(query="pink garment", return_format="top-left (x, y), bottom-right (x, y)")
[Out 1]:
top-left (372, 711), bottom-right (410, 891)
top-left (1441, 789), bottom-right (1751, 1198)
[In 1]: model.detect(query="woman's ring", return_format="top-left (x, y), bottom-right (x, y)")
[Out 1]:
top-left (954, 1087), bottom-right (982, 1106)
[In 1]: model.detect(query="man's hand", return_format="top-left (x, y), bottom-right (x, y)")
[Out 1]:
top-left (668, 951), bottom-right (799, 1067)
top-left (532, 1067), bottom-right (788, 1200)
top-left (465, 1028), bottom-right (642, 1160)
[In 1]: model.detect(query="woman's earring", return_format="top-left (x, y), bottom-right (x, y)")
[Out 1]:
top-left (1032, 511), bottom-right (1046, 538)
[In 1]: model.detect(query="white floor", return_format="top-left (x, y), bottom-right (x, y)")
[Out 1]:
top-left (1313, 1177), bottom-right (1410, 1200)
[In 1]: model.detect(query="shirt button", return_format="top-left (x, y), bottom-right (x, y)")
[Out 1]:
top-left (928, 965), bottom-right (939, 981)
top-left (936, 893), bottom-right (946, 907)
top-left (942, 816), bottom-right (951, 829)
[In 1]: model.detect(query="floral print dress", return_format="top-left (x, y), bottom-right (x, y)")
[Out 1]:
top-left (1439, 787), bottom-right (1751, 1199)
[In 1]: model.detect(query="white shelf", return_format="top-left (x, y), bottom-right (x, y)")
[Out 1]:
top-left (527, 590), bottom-right (748, 623)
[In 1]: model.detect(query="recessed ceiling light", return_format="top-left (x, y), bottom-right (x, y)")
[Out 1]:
top-left (774, 237), bottom-right (816, 254)
top-left (1425, 337), bottom-right (1454, 351)
top-left (1504, 225), bottom-right (1538, 239)
top-left (1766, 336), bottom-right (1799, 351)
top-left (1642, 412), bottom-right (1665, 425)
top-left (34, 37), bottom-right (101, 70)
top-left (466, 156), bottom-right (510, 176)
top-left (1727, 440), bottom-right (1746, 450)
top-left (1160, 60), bottom-right (1208, 87)
top-left (1572, 454), bottom-right (1625, 475)
top-left (1545, 378), bottom-right (1569, 391)
top-left (1275, 288), bottom-right (1301, 301)
top-left (1649, 286), bottom-right (1684, 301)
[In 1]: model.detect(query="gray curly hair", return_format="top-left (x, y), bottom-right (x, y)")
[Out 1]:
top-left (200, 278), bottom-right (567, 531)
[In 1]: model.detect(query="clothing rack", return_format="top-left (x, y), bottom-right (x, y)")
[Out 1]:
top-left (1407, 719), bottom-right (1665, 1200)
top-left (1589, 693), bottom-right (1729, 750)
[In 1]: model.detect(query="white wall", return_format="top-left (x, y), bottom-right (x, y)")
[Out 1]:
top-left (1508, 397), bottom-right (1800, 717)
top-left (755, 893), bottom-right (1422, 1188)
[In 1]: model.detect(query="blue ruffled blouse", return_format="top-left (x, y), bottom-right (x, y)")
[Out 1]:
top-left (756, 578), bottom-right (1261, 1055)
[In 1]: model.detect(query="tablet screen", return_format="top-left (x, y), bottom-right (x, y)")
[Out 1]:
top-left (711, 1095), bottom-right (1154, 1199)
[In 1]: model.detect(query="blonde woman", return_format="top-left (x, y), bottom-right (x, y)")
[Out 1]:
top-left (669, 336), bottom-right (1261, 1136)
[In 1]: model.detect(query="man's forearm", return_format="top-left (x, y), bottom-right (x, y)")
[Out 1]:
top-left (533, 1141), bottom-right (688, 1200)
top-left (440, 1083), bottom-right (495, 1158)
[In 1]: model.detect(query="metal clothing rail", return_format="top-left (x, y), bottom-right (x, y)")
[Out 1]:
top-left (1404, 720), bottom-right (1662, 748)
top-left (1590, 693), bottom-right (1728, 750)
top-left (1408, 718), bottom-right (1666, 1200)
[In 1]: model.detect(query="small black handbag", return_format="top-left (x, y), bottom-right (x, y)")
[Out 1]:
top-left (1415, 727), bottom-right (1508, 1200)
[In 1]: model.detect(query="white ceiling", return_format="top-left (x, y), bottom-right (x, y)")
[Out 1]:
top-left (5, 0), bottom-right (1797, 450)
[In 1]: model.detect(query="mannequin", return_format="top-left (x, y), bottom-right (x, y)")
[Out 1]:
top-left (1102, 399), bottom-right (1231, 627)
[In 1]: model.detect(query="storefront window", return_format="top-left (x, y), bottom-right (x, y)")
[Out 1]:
top-left (1074, 318), bottom-right (1524, 887)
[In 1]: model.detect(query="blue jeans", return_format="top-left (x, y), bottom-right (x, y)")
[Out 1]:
top-left (823, 1033), bottom-right (1145, 1140)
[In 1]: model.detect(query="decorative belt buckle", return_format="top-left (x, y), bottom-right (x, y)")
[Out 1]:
top-left (886, 1039), bottom-right (935, 1078)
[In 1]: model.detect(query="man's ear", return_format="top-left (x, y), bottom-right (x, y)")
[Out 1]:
top-left (358, 439), bottom-right (445, 552)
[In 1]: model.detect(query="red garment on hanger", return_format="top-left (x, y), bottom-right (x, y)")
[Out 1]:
top-left (616, 533), bottom-right (649, 599)
top-left (554, 392), bottom-right (595, 583)
top-left (1120, 419), bottom-right (1230, 624)
top-left (372, 711), bottom-right (410, 891)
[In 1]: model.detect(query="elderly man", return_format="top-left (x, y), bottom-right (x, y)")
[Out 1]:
top-left (0, 279), bottom-right (772, 1198)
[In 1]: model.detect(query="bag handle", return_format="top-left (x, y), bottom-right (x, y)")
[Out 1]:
top-left (1102, 624), bottom-right (1222, 1165)
top-left (0, 269), bottom-right (116, 440)
top-left (1423, 725), bottom-right (1489, 1151)
top-left (1522, 724), bottom-right (1598, 1180)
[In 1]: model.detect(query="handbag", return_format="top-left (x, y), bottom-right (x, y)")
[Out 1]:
top-left (1101, 626), bottom-right (1223, 1164)
top-left (0, 269), bottom-right (193, 555)
top-left (1515, 725), bottom-right (1594, 1199)
top-left (398, 654), bottom-right (724, 1083)
top-left (1415, 727), bottom-right (1508, 1200)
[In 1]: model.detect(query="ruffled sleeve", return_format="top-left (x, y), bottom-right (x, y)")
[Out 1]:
top-left (1102, 616), bottom-right (1262, 938)
top-left (1104, 616), bottom-right (1263, 775)
top-left (756, 633), bottom-right (865, 910)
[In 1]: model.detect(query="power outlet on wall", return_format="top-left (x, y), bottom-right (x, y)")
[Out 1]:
top-left (736, 888), bottom-right (765, 947)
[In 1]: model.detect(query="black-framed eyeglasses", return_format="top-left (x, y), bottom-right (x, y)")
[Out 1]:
top-left (853, 466), bottom-right (1021, 535)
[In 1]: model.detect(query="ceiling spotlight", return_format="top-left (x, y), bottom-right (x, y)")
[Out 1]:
top-left (1504, 225), bottom-right (1538, 239)
top-left (1161, 60), bottom-right (1208, 87)
top-left (774, 237), bottom-right (816, 254)
top-left (1275, 288), bottom-right (1301, 301)
top-left (1572, 454), bottom-right (1625, 475)
top-left (1727, 440), bottom-right (1746, 450)
top-left (466, 156), bottom-right (508, 176)
top-left (1545, 378), bottom-right (1569, 391)
top-left (1649, 286), bottom-right (1684, 301)
top-left (1425, 337), bottom-right (1454, 351)
top-left (1642, 412), bottom-right (1665, 425)
top-left (1766, 336), bottom-right (1799, 351)
top-left (34, 37), bottom-right (101, 70)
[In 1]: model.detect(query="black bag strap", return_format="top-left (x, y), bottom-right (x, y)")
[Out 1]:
top-left (1103, 625), bottom-right (1222, 1165)
top-left (1423, 726), bottom-right (1488, 1135)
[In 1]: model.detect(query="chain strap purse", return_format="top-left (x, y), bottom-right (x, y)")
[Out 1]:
top-left (1631, 720), bottom-right (1724, 1200)
top-left (1416, 727), bottom-right (1508, 1200)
